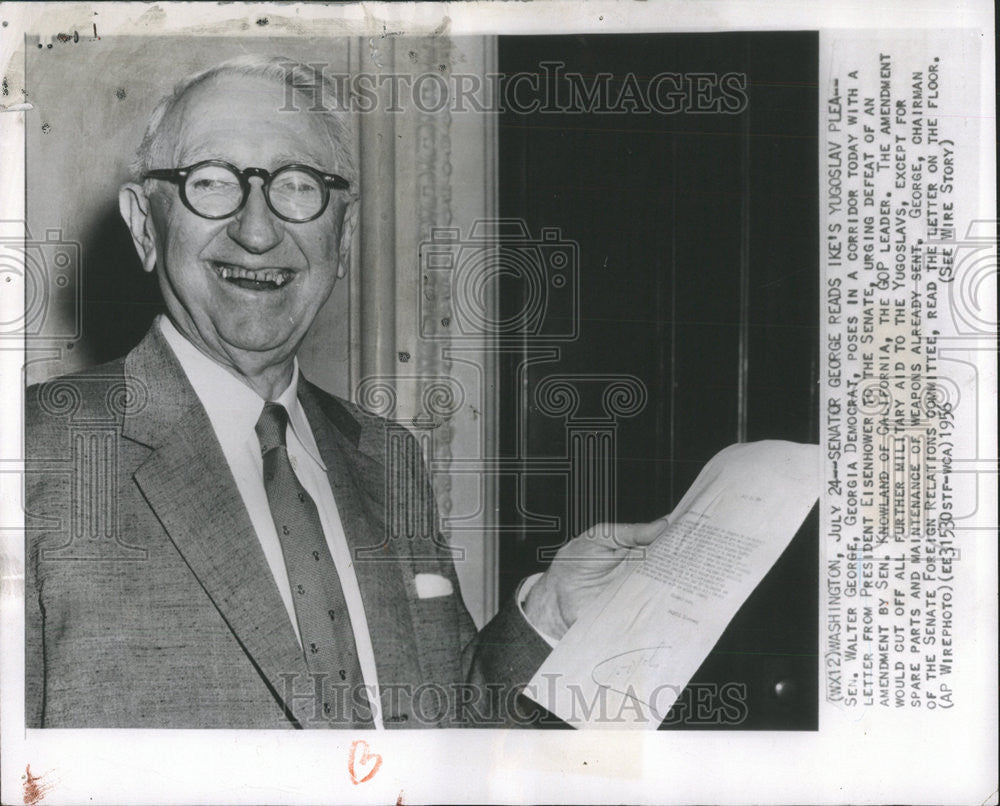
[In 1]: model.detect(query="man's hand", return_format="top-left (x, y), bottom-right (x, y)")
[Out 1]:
top-left (523, 518), bottom-right (670, 642)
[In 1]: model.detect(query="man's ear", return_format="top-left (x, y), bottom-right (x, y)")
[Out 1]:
top-left (118, 183), bottom-right (158, 274)
top-left (336, 199), bottom-right (359, 279)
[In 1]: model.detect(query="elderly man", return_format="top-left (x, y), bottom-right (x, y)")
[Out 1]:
top-left (24, 56), bottom-right (661, 729)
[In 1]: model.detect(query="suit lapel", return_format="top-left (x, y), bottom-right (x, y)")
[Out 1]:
top-left (123, 327), bottom-right (314, 727)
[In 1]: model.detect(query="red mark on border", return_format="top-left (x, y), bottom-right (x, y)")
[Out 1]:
top-left (23, 765), bottom-right (54, 806)
top-left (348, 739), bottom-right (383, 785)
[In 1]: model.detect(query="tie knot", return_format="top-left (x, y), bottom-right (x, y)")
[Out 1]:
top-left (255, 402), bottom-right (289, 453)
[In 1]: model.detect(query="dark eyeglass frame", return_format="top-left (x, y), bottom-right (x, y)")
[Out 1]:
top-left (143, 159), bottom-right (351, 223)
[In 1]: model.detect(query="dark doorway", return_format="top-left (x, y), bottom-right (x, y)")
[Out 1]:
top-left (496, 32), bottom-right (819, 729)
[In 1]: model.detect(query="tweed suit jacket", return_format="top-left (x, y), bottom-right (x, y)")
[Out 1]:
top-left (25, 325), bottom-right (550, 729)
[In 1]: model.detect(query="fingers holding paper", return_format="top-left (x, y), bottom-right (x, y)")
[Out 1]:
top-left (522, 517), bottom-right (671, 642)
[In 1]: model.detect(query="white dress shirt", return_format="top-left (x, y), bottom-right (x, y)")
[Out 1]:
top-left (158, 316), bottom-right (384, 728)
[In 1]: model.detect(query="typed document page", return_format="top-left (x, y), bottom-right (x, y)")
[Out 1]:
top-left (528, 441), bottom-right (820, 729)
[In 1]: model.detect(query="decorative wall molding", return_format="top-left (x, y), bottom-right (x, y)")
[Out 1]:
top-left (350, 36), bottom-right (499, 626)
top-left (412, 34), bottom-right (456, 528)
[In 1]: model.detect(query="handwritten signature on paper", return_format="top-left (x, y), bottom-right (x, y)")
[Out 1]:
top-left (590, 644), bottom-right (679, 719)
top-left (592, 645), bottom-right (668, 685)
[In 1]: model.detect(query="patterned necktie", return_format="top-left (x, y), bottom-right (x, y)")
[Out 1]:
top-left (255, 402), bottom-right (370, 727)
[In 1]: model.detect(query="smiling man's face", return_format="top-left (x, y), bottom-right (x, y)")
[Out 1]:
top-left (121, 73), bottom-right (352, 380)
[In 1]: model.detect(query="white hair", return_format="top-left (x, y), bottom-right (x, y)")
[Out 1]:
top-left (129, 55), bottom-right (357, 191)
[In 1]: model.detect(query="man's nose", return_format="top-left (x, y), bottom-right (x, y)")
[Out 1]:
top-left (227, 178), bottom-right (283, 253)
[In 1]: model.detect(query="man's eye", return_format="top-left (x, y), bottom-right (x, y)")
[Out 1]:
top-left (275, 180), bottom-right (319, 195)
top-left (191, 178), bottom-right (237, 192)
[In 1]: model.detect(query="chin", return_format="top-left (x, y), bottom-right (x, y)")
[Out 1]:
top-left (213, 323), bottom-right (299, 357)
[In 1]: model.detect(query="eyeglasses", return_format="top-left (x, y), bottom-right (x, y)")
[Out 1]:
top-left (143, 160), bottom-right (351, 223)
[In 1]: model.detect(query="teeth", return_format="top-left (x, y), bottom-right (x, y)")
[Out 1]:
top-left (216, 263), bottom-right (291, 287)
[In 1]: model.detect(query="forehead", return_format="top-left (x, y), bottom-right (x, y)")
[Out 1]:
top-left (166, 73), bottom-right (335, 169)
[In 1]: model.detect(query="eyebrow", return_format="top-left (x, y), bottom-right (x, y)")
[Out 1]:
top-left (174, 149), bottom-right (333, 171)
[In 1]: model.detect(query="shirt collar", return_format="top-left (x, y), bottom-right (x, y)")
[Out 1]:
top-left (157, 315), bottom-right (327, 469)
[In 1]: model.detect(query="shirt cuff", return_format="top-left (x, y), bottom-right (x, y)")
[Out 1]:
top-left (516, 573), bottom-right (560, 648)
